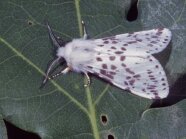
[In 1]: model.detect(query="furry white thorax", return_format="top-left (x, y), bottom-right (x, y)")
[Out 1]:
top-left (57, 39), bottom-right (95, 72)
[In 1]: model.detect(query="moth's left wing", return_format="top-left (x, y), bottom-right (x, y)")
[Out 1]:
top-left (94, 28), bottom-right (171, 55)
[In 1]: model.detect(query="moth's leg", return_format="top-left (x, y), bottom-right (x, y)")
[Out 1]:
top-left (82, 20), bottom-right (88, 40)
top-left (51, 66), bottom-right (71, 79)
top-left (84, 72), bottom-right (90, 87)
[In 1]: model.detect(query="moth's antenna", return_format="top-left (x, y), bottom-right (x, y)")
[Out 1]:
top-left (41, 57), bottom-right (61, 87)
top-left (46, 22), bottom-right (61, 48)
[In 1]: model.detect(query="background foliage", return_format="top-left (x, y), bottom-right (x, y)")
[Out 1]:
top-left (0, 0), bottom-right (186, 139)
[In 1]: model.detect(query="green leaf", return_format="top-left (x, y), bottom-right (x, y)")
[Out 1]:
top-left (129, 100), bottom-right (186, 139)
top-left (0, 0), bottom-right (186, 139)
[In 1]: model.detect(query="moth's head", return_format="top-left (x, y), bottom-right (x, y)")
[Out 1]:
top-left (56, 47), bottom-right (65, 57)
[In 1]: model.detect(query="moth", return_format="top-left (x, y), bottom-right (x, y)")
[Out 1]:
top-left (42, 21), bottom-right (172, 99)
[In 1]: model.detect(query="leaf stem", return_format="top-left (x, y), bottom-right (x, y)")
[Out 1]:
top-left (75, 0), bottom-right (83, 37)
top-left (75, 1), bottom-right (100, 138)
top-left (85, 86), bottom-right (100, 139)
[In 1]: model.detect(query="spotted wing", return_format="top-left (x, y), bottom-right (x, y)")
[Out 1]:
top-left (83, 28), bottom-right (171, 99)
top-left (94, 28), bottom-right (171, 55)
top-left (84, 53), bottom-right (168, 99)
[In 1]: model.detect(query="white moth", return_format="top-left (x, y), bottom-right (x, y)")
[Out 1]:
top-left (42, 21), bottom-right (172, 99)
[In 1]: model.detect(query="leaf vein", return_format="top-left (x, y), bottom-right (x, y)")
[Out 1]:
top-left (0, 37), bottom-right (89, 115)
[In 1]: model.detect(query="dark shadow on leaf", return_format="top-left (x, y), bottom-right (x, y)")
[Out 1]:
top-left (151, 74), bottom-right (186, 108)
top-left (154, 41), bottom-right (172, 67)
top-left (4, 120), bottom-right (41, 139)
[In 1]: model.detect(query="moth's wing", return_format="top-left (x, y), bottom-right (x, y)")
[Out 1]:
top-left (84, 53), bottom-right (168, 99)
top-left (81, 28), bottom-right (170, 99)
top-left (94, 28), bottom-right (171, 55)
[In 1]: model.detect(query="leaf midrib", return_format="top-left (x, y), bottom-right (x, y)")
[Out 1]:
top-left (75, 1), bottom-right (100, 139)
